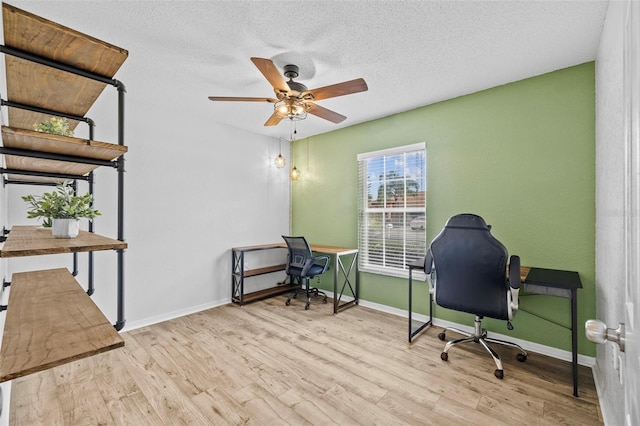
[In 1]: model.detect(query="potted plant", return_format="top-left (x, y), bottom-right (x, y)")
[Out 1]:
top-left (22, 182), bottom-right (101, 238)
top-left (33, 117), bottom-right (74, 137)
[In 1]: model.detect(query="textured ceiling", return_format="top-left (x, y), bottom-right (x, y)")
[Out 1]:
top-left (3, 1), bottom-right (608, 139)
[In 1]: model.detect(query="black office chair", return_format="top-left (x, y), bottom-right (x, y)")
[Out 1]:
top-left (282, 235), bottom-right (330, 310)
top-left (424, 213), bottom-right (527, 379)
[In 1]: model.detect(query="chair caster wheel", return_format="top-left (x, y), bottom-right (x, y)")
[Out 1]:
top-left (305, 303), bottom-right (310, 310)
top-left (440, 352), bottom-right (448, 361)
top-left (322, 298), bottom-right (328, 304)
top-left (494, 369), bottom-right (504, 379)
top-left (438, 332), bottom-right (446, 341)
top-left (516, 353), bottom-right (527, 362)
top-left (285, 300), bottom-right (291, 306)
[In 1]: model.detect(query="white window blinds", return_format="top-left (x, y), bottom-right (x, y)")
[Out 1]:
top-left (357, 142), bottom-right (427, 279)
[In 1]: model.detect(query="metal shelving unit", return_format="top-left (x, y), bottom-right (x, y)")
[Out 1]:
top-left (0, 3), bottom-right (128, 382)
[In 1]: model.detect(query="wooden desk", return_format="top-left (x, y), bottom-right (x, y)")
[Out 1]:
top-left (231, 242), bottom-right (359, 313)
top-left (407, 259), bottom-right (582, 397)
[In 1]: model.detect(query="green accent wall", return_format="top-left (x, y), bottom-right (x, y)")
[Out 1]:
top-left (292, 62), bottom-right (596, 356)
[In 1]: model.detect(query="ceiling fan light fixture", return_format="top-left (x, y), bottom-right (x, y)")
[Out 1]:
top-left (274, 98), bottom-right (308, 120)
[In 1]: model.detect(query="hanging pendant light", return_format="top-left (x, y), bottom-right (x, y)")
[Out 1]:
top-left (290, 166), bottom-right (300, 180)
top-left (275, 153), bottom-right (286, 168)
top-left (288, 119), bottom-right (300, 180)
top-left (275, 137), bottom-right (286, 168)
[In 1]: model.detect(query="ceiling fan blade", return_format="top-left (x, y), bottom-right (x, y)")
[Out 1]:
top-left (264, 111), bottom-right (284, 126)
top-left (307, 103), bottom-right (347, 123)
top-left (305, 78), bottom-right (368, 101)
top-left (208, 96), bottom-right (278, 103)
top-left (250, 57), bottom-right (290, 93)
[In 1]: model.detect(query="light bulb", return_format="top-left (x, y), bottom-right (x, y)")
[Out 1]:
top-left (291, 166), bottom-right (300, 180)
top-left (275, 153), bottom-right (286, 168)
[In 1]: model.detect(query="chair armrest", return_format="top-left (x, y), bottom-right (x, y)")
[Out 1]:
top-left (424, 249), bottom-right (433, 274)
top-left (507, 255), bottom-right (521, 319)
top-left (424, 249), bottom-right (436, 295)
top-left (509, 255), bottom-right (521, 290)
top-left (302, 255), bottom-right (330, 276)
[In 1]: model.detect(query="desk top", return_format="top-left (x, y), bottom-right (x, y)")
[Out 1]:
top-left (232, 242), bottom-right (358, 255)
top-left (524, 267), bottom-right (582, 290)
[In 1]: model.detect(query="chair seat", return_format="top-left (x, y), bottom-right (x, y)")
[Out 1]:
top-left (306, 264), bottom-right (326, 277)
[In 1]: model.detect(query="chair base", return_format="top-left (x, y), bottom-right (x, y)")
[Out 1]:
top-left (285, 278), bottom-right (328, 310)
top-left (438, 316), bottom-right (528, 379)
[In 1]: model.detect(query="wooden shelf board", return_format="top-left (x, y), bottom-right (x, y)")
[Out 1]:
top-left (236, 284), bottom-right (299, 304)
top-left (243, 264), bottom-right (286, 278)
top-left (0, 268), bottom-right (124, 383)
top-left (0, 226), bottom-right (127, 258)
top-left (5, 57), bottom-right (109, 131)
top-left (2, 3), bottom-right (128, 130)
top-left (232, 243), bottom-right (285, 252)
top-left (2, 126), bottom-right (127, 160)
top-left (1, 126), bottom-right (127, 178)
top-left (4, 155), bottom-right (99, 178)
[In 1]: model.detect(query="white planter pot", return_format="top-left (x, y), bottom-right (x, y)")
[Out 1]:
top-left (52, 218), bottom-right (80, 239)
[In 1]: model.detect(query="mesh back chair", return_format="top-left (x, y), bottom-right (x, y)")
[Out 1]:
top-left (282, 236), bottom-right (330, 310)
top-left (424, 213), bottom-right (527, 379)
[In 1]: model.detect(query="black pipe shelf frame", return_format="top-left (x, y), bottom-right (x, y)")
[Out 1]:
top-left (0, 1), bottom-right (129, 344)
top-left (0, 4), bottom-right (128, 330)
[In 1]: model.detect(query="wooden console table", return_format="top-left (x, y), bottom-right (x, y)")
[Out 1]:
top-left (231, 244), bottom-right (296, 305)
top-left (231, 242), bottom-right (359, 313)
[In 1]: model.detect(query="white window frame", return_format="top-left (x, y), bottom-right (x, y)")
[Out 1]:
top-left (357, 142), bottom-right (427, 280)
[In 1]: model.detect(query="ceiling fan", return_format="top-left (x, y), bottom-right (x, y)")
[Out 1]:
top-left (208, 57), bottom-right (368, 127)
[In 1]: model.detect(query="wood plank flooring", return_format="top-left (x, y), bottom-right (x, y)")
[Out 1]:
top-left (9, 297), bottom-right (603, 425)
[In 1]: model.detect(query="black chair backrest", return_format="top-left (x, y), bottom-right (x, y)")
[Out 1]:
top-left (282, 236), bottom-right (313, 278)
top-left (429, 214), bottom-right (509, 320)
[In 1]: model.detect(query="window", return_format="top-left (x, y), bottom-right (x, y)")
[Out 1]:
top-left (357, 142), bottom-right (426, 279)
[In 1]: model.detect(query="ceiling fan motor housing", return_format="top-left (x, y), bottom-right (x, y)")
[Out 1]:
top-left (283, 64), bottom-right (308, 93)
top-left (283, 64), bottom-right (299, 79)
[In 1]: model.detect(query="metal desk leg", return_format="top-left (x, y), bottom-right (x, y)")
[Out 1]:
top-left (408, 267), bottom-right (413, 342)
top-left (333, 254), bottom-right (338, 314)
top-left (333, 252), bottom-right (359, 314)
top-left (571, 288), bottom-right (579, 397)
top-left (408, 266), bottom-right (431, 342)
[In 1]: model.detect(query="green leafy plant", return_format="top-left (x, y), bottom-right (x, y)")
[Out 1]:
top-left (22, 182), bottom-right (101, 227)
top-left (33, 117), bottom-right (73, 137)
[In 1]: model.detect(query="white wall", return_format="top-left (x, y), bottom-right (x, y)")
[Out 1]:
top-left (5, 121), bottom-right (291, 329)
top-left (595, 1), bottom-right (626, 424)
top-left (2, 26), bottom-right (292, 329)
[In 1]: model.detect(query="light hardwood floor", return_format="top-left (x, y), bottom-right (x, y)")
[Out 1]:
top-left (10, 297), bottom-right (603, 425)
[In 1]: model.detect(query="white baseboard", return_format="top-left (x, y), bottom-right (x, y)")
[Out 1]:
top-left (122, 297), bottom-right (231, 332)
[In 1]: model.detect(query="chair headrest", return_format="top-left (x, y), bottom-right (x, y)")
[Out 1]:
top-left (444, 213), bottom-right (490, 230)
